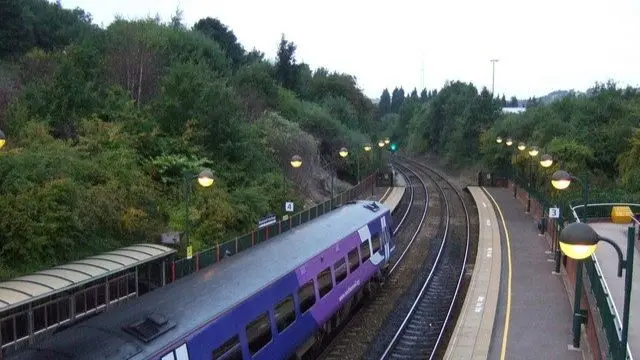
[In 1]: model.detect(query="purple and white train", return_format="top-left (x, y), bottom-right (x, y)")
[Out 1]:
top-left (8, 200), bottom-right (395, 360)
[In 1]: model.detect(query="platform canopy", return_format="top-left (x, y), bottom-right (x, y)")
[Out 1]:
top-left (0, 244), bottom-right (175, 312)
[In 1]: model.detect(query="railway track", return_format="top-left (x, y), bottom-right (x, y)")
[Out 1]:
top-left (373, 157), bottom-right (471, 360)
top-left (316, 162), bottom-right (441, 360)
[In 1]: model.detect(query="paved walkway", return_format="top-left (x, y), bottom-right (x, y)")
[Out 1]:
top-left (485, 187), bottom-right (582, 360)
top-left (443, 187), bottom-right (501, 360)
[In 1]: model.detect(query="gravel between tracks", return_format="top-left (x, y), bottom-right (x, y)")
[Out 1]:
top-left (316, 162), bottom-right (441, 360)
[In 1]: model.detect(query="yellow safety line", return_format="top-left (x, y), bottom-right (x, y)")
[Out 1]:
top-left (482, 187), bottom-right (512, 360)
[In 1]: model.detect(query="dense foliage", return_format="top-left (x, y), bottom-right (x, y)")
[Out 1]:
top-left (378, 81), bottom-right (640, 208)
top-left (0, 1), bottom-right (381, 279)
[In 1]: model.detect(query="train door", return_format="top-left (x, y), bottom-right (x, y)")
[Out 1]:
top-left (380, 215), bottom-right (390, 264)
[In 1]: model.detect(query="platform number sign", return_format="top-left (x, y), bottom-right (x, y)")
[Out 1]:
top-left (285, 202), bottom-right (294, 212)
top-left (549, 207), bottom-right (560, 219)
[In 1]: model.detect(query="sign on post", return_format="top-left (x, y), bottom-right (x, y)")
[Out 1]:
top-left (258, 214), bottom-right (277, 229)
top-left (285, 202), bottom-right (294, 212)
top-left (186, 245), bottom-right (193, 259)
top-left (549, 207), bottom-right (560, 219)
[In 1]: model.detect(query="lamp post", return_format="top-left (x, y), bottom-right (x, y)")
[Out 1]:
top-left (559, 222), bottom-right (634, 357)
top-left (526, 146), bottom-right (539, 213)
top-left (551, 169), bottom-right (591, 350)
top-left (0, 129), bottom-right (6, 150)
top-left (330, 147), bottom-right (349, 208)
top-left (364, 144), bottom-right (373, 194)
top-left (284, 154), bottom-right (303, 190)
top-left (377, 139), bottom-right (385, 171)
top-left (183, 168), bottom-right (215, 249)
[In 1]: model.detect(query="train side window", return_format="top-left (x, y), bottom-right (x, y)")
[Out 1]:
top-left (246, 312), bottom-right (272, 355)
top-left (334, 258), bottom-right (347, 284)
top-left (212, 335), bottom-right (242, 360)
top-left (348, 248), bottom-right (360, 273)
top-left (275, 295), bottom-right (296, 332)
top-left (317, 267), bottom-right (333, 298)
top-left (371, 234), bottom-right (381, 253)
top-left (360, 241), bottom-right (371, 262)
top-left (161, 353), bottom-right (175, 360)
top-left (298, 280), bottom-right (316, 313)
top-left (174, 344), bottom-right (189, 360)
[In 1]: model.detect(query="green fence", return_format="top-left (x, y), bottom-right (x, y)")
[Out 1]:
top-left (167, 172), bottom-right (380, 283)
top-left (510, 174), bottom-right (636, 360)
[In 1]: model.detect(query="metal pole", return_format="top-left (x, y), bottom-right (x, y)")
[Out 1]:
top-left (512, 152), bottom-right (517, 198)
top-left (620, 226), bottom-right (635, 357)
top-left (527, 157), bottom-right (532, 212)
top-left (330, 166), bottom-right (334, 209)
top-left (553, 212), bottom-right (562, 274)
top-left (582, 173), bottom-right (589, 222)
top-left (570, 181), bottom-right (590, 348)
top-left (571, 259), bottom-right (584, 348)
top-left (490, 59), bottom-right (499, 95)
top-left (357, 152), bottom-right (360, 184)
top-left (183, 174), bottom-right (191, 246)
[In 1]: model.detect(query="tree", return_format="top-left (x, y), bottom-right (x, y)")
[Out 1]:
top-left (275, 34), bottom-right (298, 91)
top-left (509, 96), bottom-right (518, 107)
top-left (169, 7), bottom-right (185, 30)
top-left (390, 87), bottom-right (404, 113)
top-left (378, 88), bottom-right (391, 116)
top-left (193, 17), bottom-right (245, 68)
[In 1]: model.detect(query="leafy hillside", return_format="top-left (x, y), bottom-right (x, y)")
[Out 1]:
top-left (0, 0), bottom-right (382, 279)
top-left (377, 81), bottom-right (640, 206)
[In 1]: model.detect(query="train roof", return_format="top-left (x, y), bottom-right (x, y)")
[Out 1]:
top-left (9, 201), bottom-right (388, 360)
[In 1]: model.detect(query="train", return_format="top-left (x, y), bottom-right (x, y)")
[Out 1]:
top-left (8, 200), bottom-right (395, 360)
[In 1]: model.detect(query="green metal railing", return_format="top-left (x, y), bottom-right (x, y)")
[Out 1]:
top-left (510, 174), bottom-right (636, 360)
top-left (167, 172), bottom-right (380, 282)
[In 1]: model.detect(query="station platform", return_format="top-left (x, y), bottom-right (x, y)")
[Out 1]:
top-left (380, 171), bottom-right (406, 213)
top-left (588, 222), bottom-right (640, 359)
top-left (444, 186), bottom-right (581, 360)
top-left (444, 187), bottom-right (501, 360)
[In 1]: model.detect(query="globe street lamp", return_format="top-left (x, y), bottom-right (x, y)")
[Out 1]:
top-left (384, 137), bottom-right (390, 145)
top-left (517, 142), bottom-right (526, 151)
top-left (378, 140), bottom-right (385, 148)
top-left (540, 154), bottom-right (553, 168)
top-left (496, 136), bottom-right (503, 144)
top-left (290, 155), bottom-right (303, 168)
top-left (505, 138), bottom-right (513, 146)
top-left (0, 129), bottom-right (5, 150)
top-left (559, 222), bottom-right (634, 357)
top-left (184, 168), bottom-right (215, 248)
top-left (339, 147), bottom-right (348, 158)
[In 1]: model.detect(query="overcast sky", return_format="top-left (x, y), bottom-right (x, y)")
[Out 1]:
top-left (58, 0), bottom-right (640, 100)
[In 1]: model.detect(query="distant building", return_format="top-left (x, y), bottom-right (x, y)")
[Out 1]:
top-left (502, 107), bottom-right (526, 114)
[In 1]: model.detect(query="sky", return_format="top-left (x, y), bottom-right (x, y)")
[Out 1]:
top-left (58, 0), bottom-right (640, 100)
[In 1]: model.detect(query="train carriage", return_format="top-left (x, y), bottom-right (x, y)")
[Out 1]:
top-left (8, 201), bottom-right (394, 360)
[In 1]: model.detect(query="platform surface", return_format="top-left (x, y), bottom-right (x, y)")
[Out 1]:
top-left (484, 187), bottom-right (582, 360)
top-left (380, 171), bottom-right (406, 213)
top-left (443, 186), bottom-right (502, 360)
top-left (588, 222), bottom-right (640, 359)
